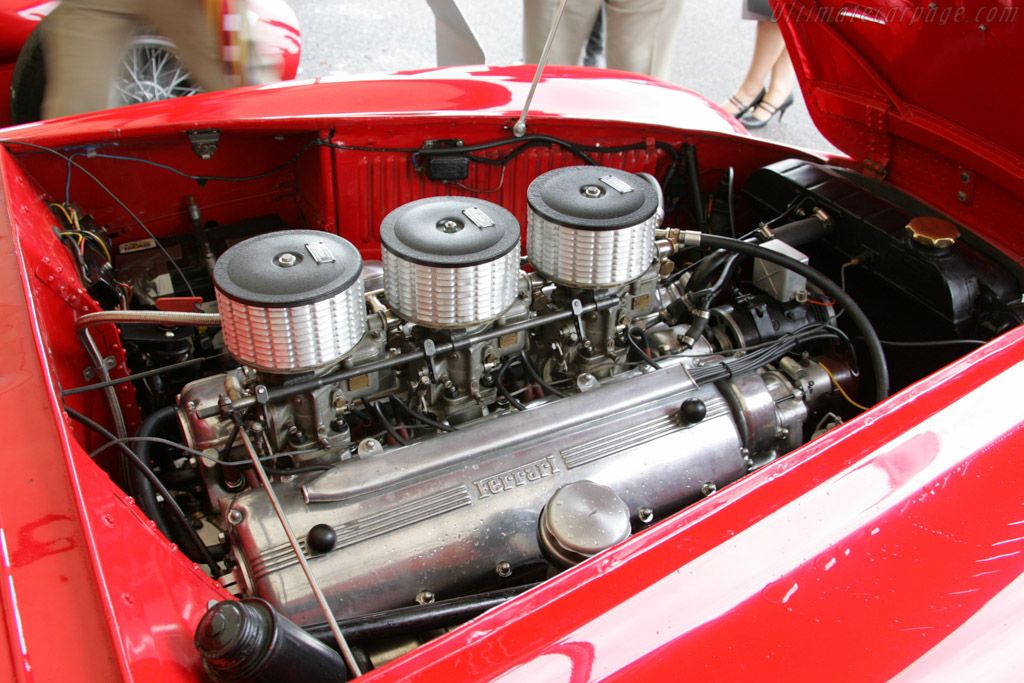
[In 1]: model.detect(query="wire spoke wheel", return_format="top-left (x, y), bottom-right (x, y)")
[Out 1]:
top-left (115, 37), bottom-right (203, 106)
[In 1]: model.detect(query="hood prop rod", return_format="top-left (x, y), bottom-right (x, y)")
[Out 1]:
top-left (235, 418), bottom-right (363, 678)
top-left (513, 0), bottom-right (568, 137)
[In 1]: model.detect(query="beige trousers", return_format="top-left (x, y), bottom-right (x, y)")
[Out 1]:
top-left (523, 0), bottom-right (685, 80)
top-left (42, 0), bottom-right (226, 119)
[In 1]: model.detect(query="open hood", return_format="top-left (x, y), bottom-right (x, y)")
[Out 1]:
top-left (777, 0), bottom-right (1024, 257)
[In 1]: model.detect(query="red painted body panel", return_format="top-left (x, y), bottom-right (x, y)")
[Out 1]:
top-left (0, 0), bottom-right (300, 128)
top-left (0, 145), bottom-right (231, 681)
top-left (0, 59), bottom-right (1020, 681)
top-left (358, 326), bottom-right (1024, 681)
top-left (777, 0), bottom-right (1024, 259)
top-left (4, 65), bottom-right (747, 146)
top-left (0, 1), bottom-right (52, 62)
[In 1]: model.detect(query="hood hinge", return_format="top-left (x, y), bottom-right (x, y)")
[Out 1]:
top-left (863, 102), bottom-right (892, 180)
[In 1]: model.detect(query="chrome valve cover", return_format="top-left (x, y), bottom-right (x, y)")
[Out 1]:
top-left (227, 363), bottom-right (751, 624)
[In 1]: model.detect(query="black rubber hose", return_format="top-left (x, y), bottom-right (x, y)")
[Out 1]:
top-left (685, 145), bottom-right (706, 233)
top-left (681, 314), bottom-right (710, 350)
top-left (518, 351), bottom-right (568, 398)
top-left (626, 327), bottom-right (661, 370)
top-left (685, 249), bottom-right (730, 294)
top-left (307, 584), bottom-right (539, 645)
top-left (63, 406), bottom-right (222, 574)
top-left (772, 214), bottom-right (831, 248)
top-left (687, 232), bottom-right (888, 402)
top-left (130, 406), bottom-right (178, 539)
top-left (496, 355), bottom-right (526, 410)
top-left (365, 399), bottom-right (408, 446)
top-left (389, 394), bottom-right (456, 433)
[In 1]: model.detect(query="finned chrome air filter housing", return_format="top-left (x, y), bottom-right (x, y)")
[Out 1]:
top-left (380, 197), bottom-right (521, 328)
top-left (214, 230), bottom-right (366, 373)
top-left (527, 166), bottom-right (658, 288)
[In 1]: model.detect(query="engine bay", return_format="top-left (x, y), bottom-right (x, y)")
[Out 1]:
top-left (9, 121), bottom-right (1023, 677)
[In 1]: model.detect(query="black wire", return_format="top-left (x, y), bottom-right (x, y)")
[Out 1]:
top-left (496, 355), bottom-right (526, 411)
top-left (346, 407), bottom-right (373, 424)
top-left (880, 338), bottom-right (987, 348)
top-left (266, 464), bottom-right (333, 475)
top-left (63, 406), bottom-right (222, 574)
top-left (66, 138), bottom-right (321, 183)
top-left (821, 324), bottom-right (860, 374)
top-left (689, 327), bottom-right (844, 386)
top-left (725, 167), bottom-right (736, 237)
top-left (364, 399), bottom-right (408, 446)
top-left (518, 350), bottom-right (568, 398)
top-left (685, 144), bottom-right (706, 233)
top-left (87, 435), bottom-right (329, 467)
top-left (626, 326), bottom-right (661, 370)
top-left (323, 135), bottom-right (679, 171)
top-left (62, 352), bottom-right (230, 395)
top-left (694, 233), bottom-right (888, 402)
top-left (388, 394), bottom-right (456, 433)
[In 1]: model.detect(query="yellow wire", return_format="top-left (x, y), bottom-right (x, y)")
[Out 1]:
top-left (59, 229), bottom-right (113, 263)
top-left (51, 203), bottom-right (84, 246)
top-left (818, 361), bottom-right (870, 412)
top-left (50, 202), bottom-right (73, 225)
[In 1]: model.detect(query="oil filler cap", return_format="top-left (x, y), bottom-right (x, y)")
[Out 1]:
top-left (538, 481), bottom-right (631, 568)
top-left (905, 216), bottom-right (960, 249)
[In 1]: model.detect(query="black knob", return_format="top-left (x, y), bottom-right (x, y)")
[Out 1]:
top-left (680, 398), bottom-right (707, 425)
top-left (307, 524), bottom-right (337, 555)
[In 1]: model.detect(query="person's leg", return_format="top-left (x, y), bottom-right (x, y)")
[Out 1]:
top-left (523, 0), bottom-right (603, 67)
top-left (582, 3), bottom-right (605, 68)
top-left (42, 1), bottom-right (137, 119)
top-left (603, 0), bottom-right (684, 80)
top-left (142, 0), bottom-right (226, 92)
top-left (744, 44), bottom-right (796, 123)
top-left (720, 20), bottom-right (785, 116)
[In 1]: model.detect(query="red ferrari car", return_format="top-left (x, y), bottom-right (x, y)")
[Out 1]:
top-left (0, 0), bottom-right (1022, 680)
top-left (0, 0), bottom-right (301, 127)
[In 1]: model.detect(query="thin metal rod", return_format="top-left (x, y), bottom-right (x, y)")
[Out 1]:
top-left (198, 295), bottom-right (620, 419)
top-left (513, 0), bottom-right (569, 137)
top-left (78, 327), bottom-right (130, 488)
top-left (235, 424), bottom-right (362, 677)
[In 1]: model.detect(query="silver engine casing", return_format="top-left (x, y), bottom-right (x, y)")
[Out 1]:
top-left (177, 169), bottom-right (840, 628)
top-left (224, 359), bottom-right (827, 625)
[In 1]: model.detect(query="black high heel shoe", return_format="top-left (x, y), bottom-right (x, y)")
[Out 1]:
top-left (725, 87), bottom-right (765, 118)
top-left (740, 92), bottom-right (794, 129)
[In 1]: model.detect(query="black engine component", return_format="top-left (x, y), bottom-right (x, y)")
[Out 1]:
top-left (195, 599), bottom-right (348, 682)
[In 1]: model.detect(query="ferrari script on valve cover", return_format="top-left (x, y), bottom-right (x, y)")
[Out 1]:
top-left (1, 0), bottom-right (1024, 680)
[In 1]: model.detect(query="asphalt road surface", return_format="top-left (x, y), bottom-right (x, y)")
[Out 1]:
top-left (286, 0), bottom-right (839, 154)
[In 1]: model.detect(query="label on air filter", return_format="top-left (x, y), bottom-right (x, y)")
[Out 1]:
top-left (463, 207), bottom-right (495, 229)
top-left (305, 241), bottom-right (336, 264)
top-left (600, 174), bottom-right (634, 194)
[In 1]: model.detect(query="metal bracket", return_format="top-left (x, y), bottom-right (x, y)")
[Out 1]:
top-left (957, 166), bottom-right (976, 205)
top-left (571, 299), bottom-right (587, 342)
top-left (863, 102), bottom-right (892, 179)
top-left (82, 355), bottom-right (116, 381)
top-left (188, 130), bottom-right (220, 160)
top-left (423, 339), bottom-right (439, 383)
top-left (35, 254), bottom-right (101, 314)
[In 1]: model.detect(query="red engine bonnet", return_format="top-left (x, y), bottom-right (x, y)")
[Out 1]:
top-left (776, 0), bottom-right (1024, 258)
